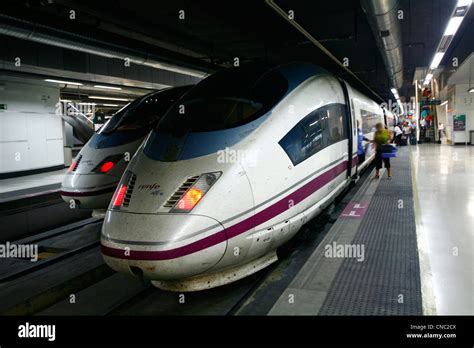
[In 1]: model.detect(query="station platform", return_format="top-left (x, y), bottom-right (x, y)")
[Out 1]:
top-left (0, 168), bottom-right (67, 203)
top-left (269, 146), bottom-right (424, 315)
top-left (0, 168), bottom-right (91, 241)
top-left (268, 144), bottom-right (474, 316)
top-left (411, 144), bottom-right (473, 315)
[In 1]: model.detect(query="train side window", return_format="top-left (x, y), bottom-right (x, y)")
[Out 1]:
top-left (279, 103), bottom-right (348, 166)
top-left (326, 105), bottom-right (340, 144)
top-left (360, 109), bottom-right (379, 133)
top-left (279, 109), bottom-right (324, 165)
top-left (319, 104), bottom-right (348, 146)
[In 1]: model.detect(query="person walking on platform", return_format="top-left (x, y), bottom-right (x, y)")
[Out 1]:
top-left (372, 123), bottom-right (392, 179)
top-left (438, 122), bottom-right (445, 143)
top-left (393, 123), bottom-right (403, 146)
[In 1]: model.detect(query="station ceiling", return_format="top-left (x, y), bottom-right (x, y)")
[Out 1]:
top-left (1, 0), bottom-right (473, 103)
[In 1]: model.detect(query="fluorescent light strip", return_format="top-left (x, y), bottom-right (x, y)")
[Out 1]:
top-left (457, 0), bottom-right (472, 7)
top-left (89, 96), bottom-right (130, 101)
top-left (430, 52), bottom-right (445, 70)
top-left (102, 104), bottom-right (119, 107)
top-left (45, 79), bottom-right (83, 86)
top-left (423, 1), bottom-right (471, 83)
top-left (94, 85), bottom-right (122, 90)
top-left (441, 100), bottom-right (448, 105)
top-left (423, 73), bottom-right (434, 86)
top-left (444, 16), bottom-right (464, 36)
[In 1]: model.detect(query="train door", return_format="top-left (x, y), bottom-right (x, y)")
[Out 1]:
top-left (338, 79), bottom-right (357, 177)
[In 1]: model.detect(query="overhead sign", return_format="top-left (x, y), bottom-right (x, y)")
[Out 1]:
top-left (420, 99), bottom-right (442, 106)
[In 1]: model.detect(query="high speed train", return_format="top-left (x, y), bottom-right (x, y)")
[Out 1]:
top-left (101, 62), bottom-right (385, 291)
top-left (60, 85), bottom-right (192, 210)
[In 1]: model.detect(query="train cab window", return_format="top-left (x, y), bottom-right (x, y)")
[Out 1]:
top-left (279, 103), bottom-right (348, 166)
top-left (155, 66), bottom-right (288, 135)
top-left (100, 86), bottom-right (190, 135)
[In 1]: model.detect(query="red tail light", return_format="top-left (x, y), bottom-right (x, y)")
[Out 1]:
top-left (92, 154), bottom-right (123, 173)
top-left (67, 161), bottom-right (77, 173)
top-left (112, 184), bottom-right (127, 207)
top-left (176, 188), bottom-right (203, 211)
top-left (99, 161), bottom-right (114, 173)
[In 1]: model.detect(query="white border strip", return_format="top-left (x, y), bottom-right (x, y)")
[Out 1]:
top-left (410, 149), bottom-right (437, 315)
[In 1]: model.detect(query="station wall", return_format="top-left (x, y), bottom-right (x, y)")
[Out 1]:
top-left (0, 79), bottom-right (64, 174)
top-left (452, 84), bottom-right (474, 144)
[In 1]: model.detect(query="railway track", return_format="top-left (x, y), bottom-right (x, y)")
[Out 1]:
top-left (0, 165), bottom-right (374, 316)
top-left (0, 185), bottom-right (92, 242)
top-left (0, 218), bottom-right (107, 315)
top-left (0, 217), bottom-right (102, 282)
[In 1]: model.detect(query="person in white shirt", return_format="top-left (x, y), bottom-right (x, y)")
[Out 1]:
top-left (403, 123), bottom-right (411, 135)
top-left (420, 118), bottom-right (427, 139)
top-left (438, 122), bottom-right (445, 142)
top-left (394, 124), bottom-right (403, 146)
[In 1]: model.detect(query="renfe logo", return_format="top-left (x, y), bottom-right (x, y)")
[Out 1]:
top-left (18, 322), bottom-right (56, 341)
top-left (137, 183), bottom-right (160, 190)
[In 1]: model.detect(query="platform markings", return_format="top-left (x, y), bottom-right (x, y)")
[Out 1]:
top-left (340, 201), bottom-right (369, 218)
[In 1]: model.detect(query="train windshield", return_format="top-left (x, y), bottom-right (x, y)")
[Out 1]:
top-left (100, 86), bottom-right (191, 135)
top-left (155, 66), bottom-right (288, 134)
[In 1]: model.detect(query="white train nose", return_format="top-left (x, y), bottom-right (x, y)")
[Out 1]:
top-left (60, 173), bottom-right (119, 209)
top-left (101, 211), bottom-right (227, 280)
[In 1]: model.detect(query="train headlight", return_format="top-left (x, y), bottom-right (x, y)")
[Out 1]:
top-left (170, 172), bottom-right (222, 213)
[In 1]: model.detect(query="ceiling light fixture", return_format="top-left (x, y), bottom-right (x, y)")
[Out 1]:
top-left (45, 79), bottom-right (83, 86)
top-left (457, 0), bottom-right (472, 7)
top-left (430, 52), bottom-right (445, 70)
top-left (443, 16), bottom-right (464, 36)
top-left (423, 0), bottom-right (471, 84)
top-left (93, 85), bottom-right (122, 90)
top-left (89, 96), bottom-right (130, 102)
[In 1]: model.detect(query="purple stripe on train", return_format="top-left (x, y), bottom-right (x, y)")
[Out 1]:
top-left (102, 160), bottom-right (351, 260)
